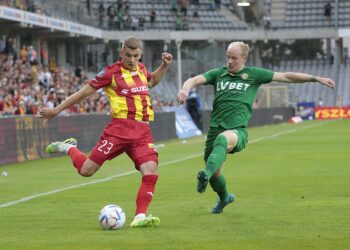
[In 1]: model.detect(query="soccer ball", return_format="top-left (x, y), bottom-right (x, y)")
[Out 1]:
top-left (99, 204), bottom-right (126, 230)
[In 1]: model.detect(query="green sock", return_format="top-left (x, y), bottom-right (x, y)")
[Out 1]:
top-left (206, 134), bottom-right (228, 178)
top-left (209, 175), bottom-right (228, 202)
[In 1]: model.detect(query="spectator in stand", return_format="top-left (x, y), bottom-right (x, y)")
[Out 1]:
top-left (124, 13), bottom-right (133, 30)
top-left (107, 4), bottom-right (117, 29)
top-left (40, 42), bottom-right (48, 65)
top-left (28, 45), bottom-right (37, 65)
top-left (150, 8), bottom-right (156, 29)
top-left (139, 16), bottom-right (145, 30)
top-left (38, 65), bottom-right (52, 90)
top-left (75, 65), bottom-right (83, 78)
top-left (131, 16), bottom-right (139, 31)
top-left (98, 1), bottom-right (105, 28)
top-left (20, 45), bottom-right (28, 63)
top-left (175, 11), bottom-right (183, 30)
top-left (4, 37), bottom-right (17, 62)
top-left (14, 100), bottom-right (26, 115)
top-left (117, 7), bottom-right (125, 30)
top-left (324, 1), bottom-right (332, 21)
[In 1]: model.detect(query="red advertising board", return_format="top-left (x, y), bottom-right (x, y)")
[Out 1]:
top-left (315, 107), bottom-right (350, 119)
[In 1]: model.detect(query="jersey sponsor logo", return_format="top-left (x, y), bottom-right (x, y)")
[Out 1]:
top-left (97, 70), bottom-right (105, 77)
top-left (241, 73), bottom-right (248, 80)
top-left (131, 71), bottom-right (139, 76)
top-left (121, 89), bottom-right (129, 95)
top-left (216, 81), bottom-right (250, 92)
top-left (131, 85), bottom-right (149, 93)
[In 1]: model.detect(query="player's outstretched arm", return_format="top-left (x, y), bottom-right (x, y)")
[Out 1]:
top-left (272, 72), bottom-right (336, 88)
top-left (149, 52), bottom-right (173, 88)
top-left (177, 75), bottom-right (207, 105)
top-left (37, 84), bottom-right (96, 122)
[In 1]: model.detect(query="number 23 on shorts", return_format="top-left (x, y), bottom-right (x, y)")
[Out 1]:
top-left (97, 140), bottom-right (114, 154)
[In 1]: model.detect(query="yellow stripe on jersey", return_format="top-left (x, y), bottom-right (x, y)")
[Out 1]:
top-left (121, 67), bottom-right (135, 86)
top-left (146, 95), bottom-right (154, 121)
top-left (137, 66), bottom-right (148, 83)
top-left (111, 74), bottom-right (117, 87)
top-left (105, 86), bottom-right (128, 119)
top-left (133, 94), bottom-right (143, 121)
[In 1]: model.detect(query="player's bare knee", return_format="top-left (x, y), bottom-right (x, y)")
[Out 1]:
top-left (79, 162), bottom-right (100, 177)
top-left (140, 161), bottom-right (158, 175)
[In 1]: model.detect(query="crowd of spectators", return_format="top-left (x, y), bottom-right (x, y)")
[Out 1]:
top-left (0, 41), bottom-right (110, 117)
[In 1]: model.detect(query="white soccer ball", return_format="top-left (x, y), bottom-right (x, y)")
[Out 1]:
top-left (99, 204), bottom-right (126, 230)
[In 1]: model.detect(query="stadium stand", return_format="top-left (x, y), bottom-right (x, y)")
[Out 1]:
top-left (267, 0), bottom-right (350, 29)
top-left (83, 0), bottom-right (248, 31)
top-left (1, 0), bottom-right (350, 116)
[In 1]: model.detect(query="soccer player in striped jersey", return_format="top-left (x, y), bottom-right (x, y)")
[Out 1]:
top-left (38, 37), bottom-right (173, 228)
top-left (177, 41), bottom-right (335, 214)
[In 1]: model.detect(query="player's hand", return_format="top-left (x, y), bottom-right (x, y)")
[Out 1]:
top-left (177, 89), bottom-right (188, 105)
top-left (317, 77), bottom-right (335, 89)
top-left (162, 52), bottom-right (173, 65)
top-left (36, 108), bottom-right (59, 124)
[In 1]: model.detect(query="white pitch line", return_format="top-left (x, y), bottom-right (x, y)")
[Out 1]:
top-left (0, 121), bottom-right (332, 208)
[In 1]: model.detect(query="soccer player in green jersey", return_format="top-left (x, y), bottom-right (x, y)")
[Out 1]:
top-left (177, 41), bottom-right (335, 214)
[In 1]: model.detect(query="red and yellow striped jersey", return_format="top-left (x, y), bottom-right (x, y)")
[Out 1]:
top-left (89, 61), bottom-right (154, 121)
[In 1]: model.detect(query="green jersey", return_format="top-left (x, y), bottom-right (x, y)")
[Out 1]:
top-left (203, 66), bottom-right (274, 129)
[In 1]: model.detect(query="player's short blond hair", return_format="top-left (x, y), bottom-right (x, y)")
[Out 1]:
top-left (228, 41), bottom-right (249, 57)
top-left (122, 37), bottom-right (143, 51)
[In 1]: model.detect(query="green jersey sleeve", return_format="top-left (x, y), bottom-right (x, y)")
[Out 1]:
top-left (251, 67), bottom-right (274, 84)
top-left (202, 68), bottom-right (224, 85)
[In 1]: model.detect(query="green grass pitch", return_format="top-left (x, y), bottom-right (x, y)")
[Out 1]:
top-left (0, 119), bottom-right (349, 250)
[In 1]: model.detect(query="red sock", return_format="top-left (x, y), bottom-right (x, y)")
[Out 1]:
top-left (135, 175), bottom-right (158, 215)
top-left (68, 147), bottom-right (87, 173)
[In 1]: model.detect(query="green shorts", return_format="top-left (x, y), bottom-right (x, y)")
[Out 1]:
top-left (204, 126), bottom-right (248, 162)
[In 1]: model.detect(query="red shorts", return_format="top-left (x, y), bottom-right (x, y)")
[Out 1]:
top-left (89, 118), bottom-right (158, 170)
